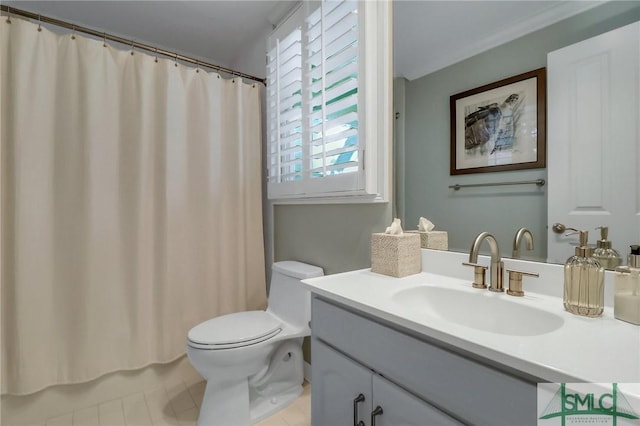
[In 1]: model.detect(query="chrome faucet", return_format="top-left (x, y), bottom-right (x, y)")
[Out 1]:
top-left (512, 227), bottom-right (534, 259)
top-left (467, 232), bottom-right (504, 292)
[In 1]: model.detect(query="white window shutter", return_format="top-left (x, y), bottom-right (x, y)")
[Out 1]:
top-left (267, 1), bottom-right (391, 203)
top-left (267, 9), bottom-right (303, 189)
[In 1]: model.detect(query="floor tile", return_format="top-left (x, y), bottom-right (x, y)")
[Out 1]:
top-left (185, 381), bottom-right (206, 408)
top-left (72, 406), bottom-right (99, 426)
top-left (254, 413), bottom-right (289, 426)
top-left (302, 381), bottom-right (311, 396)
top-left (144, 387), bottom-right (179, 426)
top-left (164, 379), bottom-right (196, 415)
top-left (13, 372), bottom-right (310, 426)
top-left (179, 363), bottom-right (204, 387)
top-left (174, 407), bottom-right (199, 426)
top-left (46, 413), bottom-right (73, 426)
top-left (122, 393), bottom-right (152, 426)
top-left (291, 393), bottom-right (310, 417)
top-left (279, 404), bottom-right (309, 426)
top-left (98, 400), bottom-right (125, 426)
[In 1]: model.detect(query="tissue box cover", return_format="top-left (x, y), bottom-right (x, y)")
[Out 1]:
top-left (407, 230), bottom-right (449, 250)
top-left (371, 233), bottom-right (421, 278)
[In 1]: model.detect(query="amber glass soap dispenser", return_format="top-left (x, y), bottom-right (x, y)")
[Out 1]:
top-left (563, 230), bottom-right (605, 317)
top-left (592, 226), bottom-right (622, 269)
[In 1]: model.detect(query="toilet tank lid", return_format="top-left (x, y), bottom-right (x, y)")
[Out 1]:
top-left (272, 261), bottom-right (324, 279)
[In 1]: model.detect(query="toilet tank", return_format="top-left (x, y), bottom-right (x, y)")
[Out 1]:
top-left (267, 261), bottom-right (324, 329)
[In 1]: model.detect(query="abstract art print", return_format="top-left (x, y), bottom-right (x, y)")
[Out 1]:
top-left (450, 68), bottom-right (546, 175)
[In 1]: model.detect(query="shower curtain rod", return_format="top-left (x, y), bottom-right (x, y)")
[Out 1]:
top-left (0, 5), bottom-right (267, 85)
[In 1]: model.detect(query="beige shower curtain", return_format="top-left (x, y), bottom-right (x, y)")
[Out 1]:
top-left (1, 18), bottom-right (267, 395)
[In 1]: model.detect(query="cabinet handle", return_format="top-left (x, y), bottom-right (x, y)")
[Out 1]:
top-left (371, 406), bottom-right (383, 426)
top-left (353, 393), bottom-right (365, 426)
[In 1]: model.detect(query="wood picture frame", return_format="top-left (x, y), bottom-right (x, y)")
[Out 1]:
top-left (450, 68), bottom-right (546, 175)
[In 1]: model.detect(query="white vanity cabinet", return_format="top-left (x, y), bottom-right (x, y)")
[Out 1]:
top-left (310, 296), bottom-right (539, 426)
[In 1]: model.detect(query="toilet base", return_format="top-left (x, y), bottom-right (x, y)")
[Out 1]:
top-left (250, 383), bottom-right (302, 424)
top-left (191, 340), bottom-right (306, 426)
top-left (196, 379), bottom-right (302, 426)
top-left (198, 379), bottom-right (250, 426)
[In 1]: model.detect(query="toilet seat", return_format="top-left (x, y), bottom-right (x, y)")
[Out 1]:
top-left (187, 311), bottom-right (282, 350)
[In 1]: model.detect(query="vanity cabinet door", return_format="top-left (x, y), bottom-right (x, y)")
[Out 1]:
top-left (312, 337), bottom-right (463, 426)
top-left (371, 375), bottom-right (463, 426)
top-left (311, 338), bottom-right (372, 426)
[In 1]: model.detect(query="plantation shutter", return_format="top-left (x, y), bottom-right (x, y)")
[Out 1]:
top-left (267, 1), bottom-right (364, 199)
top-left (267, 12), bottom-right (303, 186)
top-left (267, 0), bottom-right (390, 202)
top-left (306, 0), bottom-right (360, 180)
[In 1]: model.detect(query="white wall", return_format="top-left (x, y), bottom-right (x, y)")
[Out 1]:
top-left (232, 25), bottom-right (270, 80)
top-left (232, 24), bottom-right (274, 285)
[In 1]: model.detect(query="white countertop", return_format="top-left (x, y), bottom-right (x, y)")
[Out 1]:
top-left (302, 250), bottom-right (640, 384)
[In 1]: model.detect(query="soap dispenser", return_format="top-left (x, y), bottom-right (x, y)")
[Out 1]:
top-left (614, 245), bottom-right (640, 325)
top-left (592, 226), bottom-right (622, 269)
top-left (563, 230), bottom-right (605, 317)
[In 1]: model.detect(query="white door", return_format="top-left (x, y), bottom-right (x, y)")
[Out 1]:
top-left (547, 21), bottom-right (640, 264)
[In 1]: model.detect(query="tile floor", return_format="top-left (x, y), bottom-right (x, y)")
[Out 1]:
top-left (41, 379), bottom-right (311, 426)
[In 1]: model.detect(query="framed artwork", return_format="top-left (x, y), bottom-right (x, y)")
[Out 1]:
top-left (450, 68), bottom-right (546, 175)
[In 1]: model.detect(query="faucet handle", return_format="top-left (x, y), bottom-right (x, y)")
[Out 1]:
top-left (462, 262), bottom-right (488, 289)
top-left (506, 269), bottom-right (539, 297)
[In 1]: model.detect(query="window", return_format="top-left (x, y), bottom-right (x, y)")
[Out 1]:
top-left (267, 0), bottom-right (391, 202)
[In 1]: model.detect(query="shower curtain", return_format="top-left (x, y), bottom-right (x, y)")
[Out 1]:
top-left (1, 18), bottom-right (267, 395)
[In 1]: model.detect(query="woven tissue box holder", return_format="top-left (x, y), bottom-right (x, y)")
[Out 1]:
top-left (371, 233), bottom-right (421, 278)
top-left (407, 230), bottom-right (449, 250)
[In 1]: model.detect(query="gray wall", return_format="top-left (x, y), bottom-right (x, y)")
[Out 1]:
top-left (274, 203), bottom-right (392, 276)
top-left (400, 1), bottom-right (640, 261)
top-left (274, 202), bottom-right (391, 362)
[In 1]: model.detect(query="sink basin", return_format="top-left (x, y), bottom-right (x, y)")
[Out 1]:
top-left (392, 285), bottom-right (564, 336)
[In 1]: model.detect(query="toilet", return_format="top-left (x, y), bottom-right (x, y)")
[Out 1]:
top-left (186, 261), bottom-right (323, 426)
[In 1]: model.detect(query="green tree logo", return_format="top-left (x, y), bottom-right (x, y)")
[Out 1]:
top-left (540, 383), bottom-right (640, 425)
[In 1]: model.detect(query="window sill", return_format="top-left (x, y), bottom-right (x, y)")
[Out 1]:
top-left (269, 193), bottom-right (389, 205)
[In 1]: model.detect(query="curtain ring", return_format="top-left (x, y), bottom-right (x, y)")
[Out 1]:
top-left (174, 54), bottom-right (178, 67)
top-left (37, 15), bottom-right (42, 32)
top-left (154, 47), bottom-right (158, 63)
top-left (5, 6), bottom-right (11, 24)
top-left (103, 32), bottom-right (107, 47)
top-left (196, 61), bottom-right (199, 73)
top-left (71, 25), bottom-right (76, 39)
top-left (130, 40), bottom-right (135, 56)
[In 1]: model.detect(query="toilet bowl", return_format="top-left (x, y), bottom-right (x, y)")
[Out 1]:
top-left (187, 261), bottom-right (323, 426)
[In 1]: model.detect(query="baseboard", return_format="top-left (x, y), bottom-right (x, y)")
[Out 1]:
top-left (304, 361), bottom-right (312, 384)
